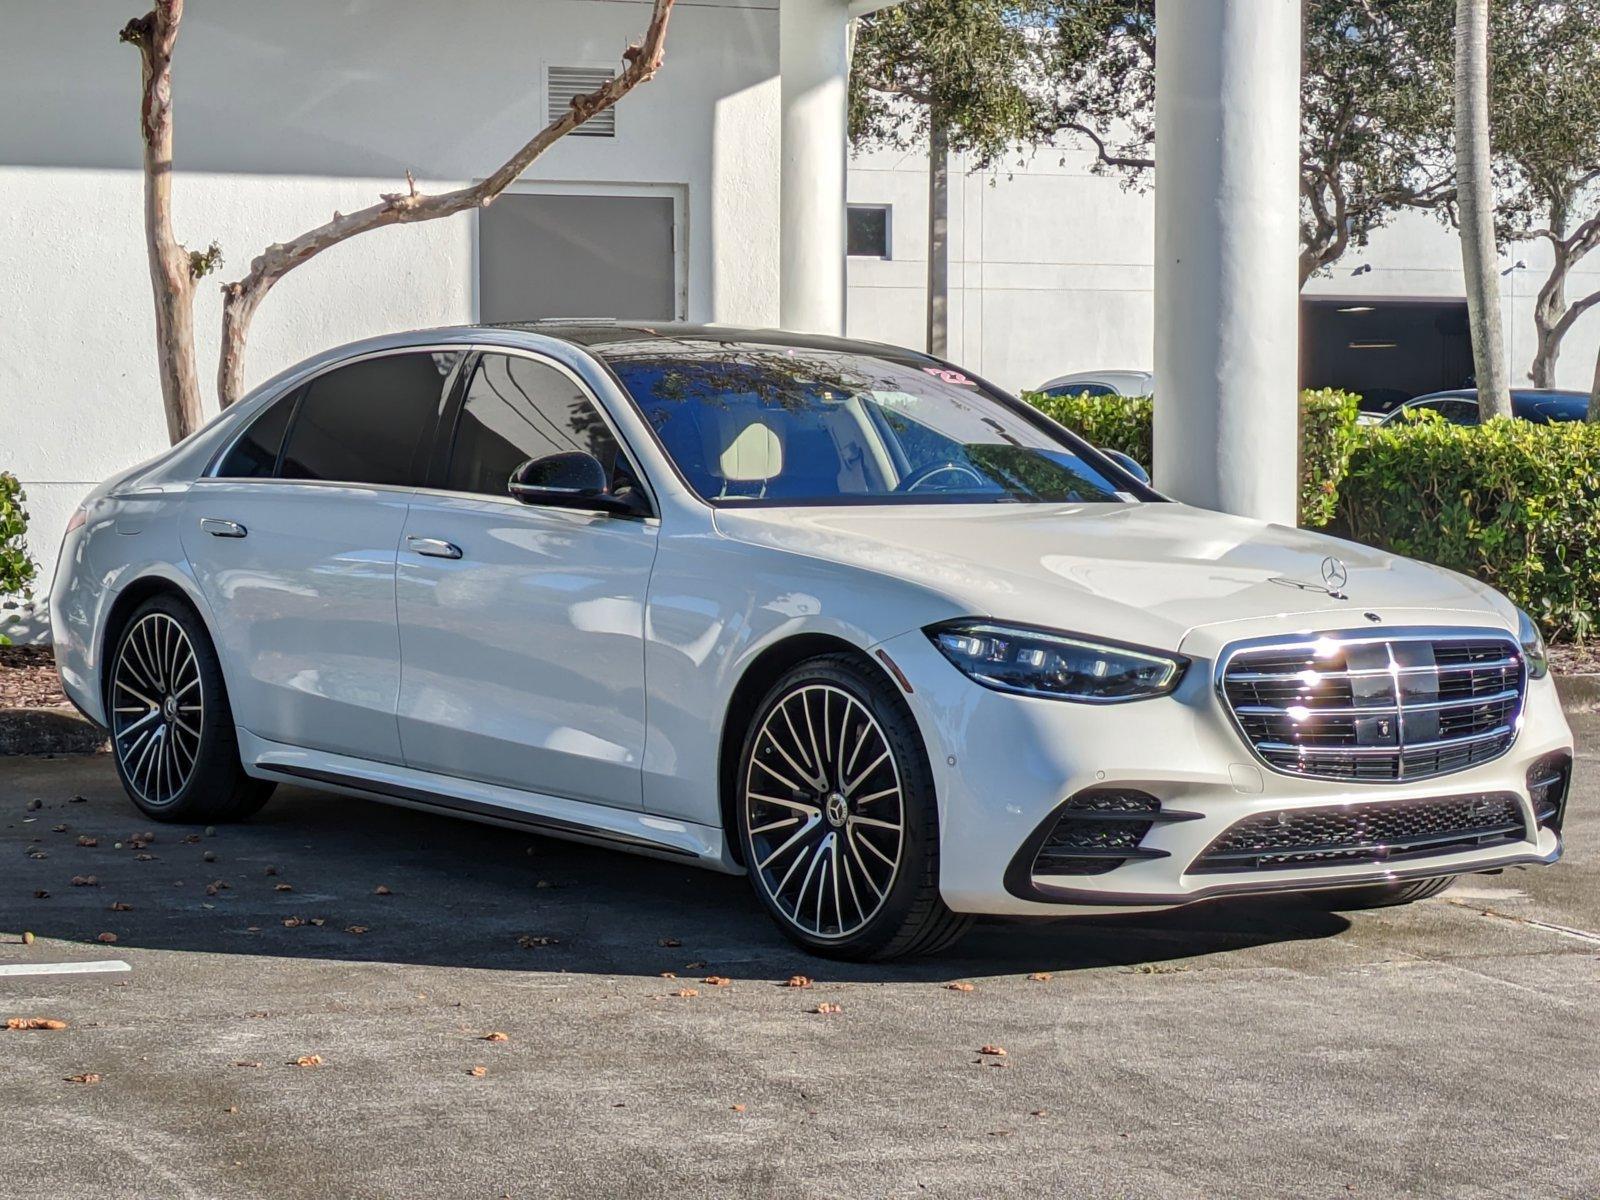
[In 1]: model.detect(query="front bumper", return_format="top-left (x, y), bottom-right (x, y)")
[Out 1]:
top-left (876, 626), bottom-right (1573, 918)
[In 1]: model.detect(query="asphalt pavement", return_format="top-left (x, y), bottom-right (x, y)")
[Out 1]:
top-left (2, 719), bottom-right (1597, 1199)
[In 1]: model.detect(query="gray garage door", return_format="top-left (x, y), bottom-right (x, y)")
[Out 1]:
top-left (478, 192), bottom-right (677, 323)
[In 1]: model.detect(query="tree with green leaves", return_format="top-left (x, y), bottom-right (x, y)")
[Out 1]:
top-left (850, 0), bottom-right (1048, 355)
top-left (1487, 0), bottom-right (1600, 408)
top-left (1040, 0), bottom-right (1459, 288)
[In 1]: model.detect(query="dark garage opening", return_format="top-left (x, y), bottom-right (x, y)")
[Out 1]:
top-left (1300, 298), bottom-right (1472, 417)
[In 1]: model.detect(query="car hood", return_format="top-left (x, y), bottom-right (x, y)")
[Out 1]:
top-left (711, 501), bottom-right (1514, 652)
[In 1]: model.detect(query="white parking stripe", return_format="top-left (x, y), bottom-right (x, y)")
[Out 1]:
top-left (0, 960), bottom-right (132, 978)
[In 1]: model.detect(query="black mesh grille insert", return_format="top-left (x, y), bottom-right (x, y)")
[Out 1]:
top-left (1527, 752), bottom-right (1572, 834)
top-left (1220, 632), bottom-right (1525, 783)
top-left (1033, 790), bottom-right (1161, 877)
top-left (1190, 793), bottom-right (1526, 874)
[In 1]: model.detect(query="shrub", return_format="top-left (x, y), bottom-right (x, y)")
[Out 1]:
top-left (1337, 416), bottom-right (1600, 641)
top-left (1024, 388), bottom-right (1362, 526)
top-left (0, 473), bottom-right (35, 646)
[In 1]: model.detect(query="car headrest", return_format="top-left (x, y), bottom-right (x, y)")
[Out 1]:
top-left (718, 420), bottom-right (784, 482)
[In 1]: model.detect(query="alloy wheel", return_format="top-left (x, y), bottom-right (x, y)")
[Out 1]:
top-left (111, 611), bottom-right (204, 807)
top-left (744, 683), bottom-right (905, 940)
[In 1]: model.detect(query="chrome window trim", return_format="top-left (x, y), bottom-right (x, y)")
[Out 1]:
top-left (1213, 625), bottom-right (1527, 785)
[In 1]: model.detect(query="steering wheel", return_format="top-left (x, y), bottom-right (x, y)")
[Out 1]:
top-left (896, 460), bottom-right (989, 494)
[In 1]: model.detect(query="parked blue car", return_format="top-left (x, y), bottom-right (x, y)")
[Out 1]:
top-left (1380, 388), bottom-right (1590, 426)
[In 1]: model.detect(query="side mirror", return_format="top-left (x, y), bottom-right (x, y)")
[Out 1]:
top-left (1102, 449), bottom-right (1151, 486)
top-left (508, 452), bottom-right (645, 516)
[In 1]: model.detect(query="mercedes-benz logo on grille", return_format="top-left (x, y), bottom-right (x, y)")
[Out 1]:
top-left (1320, 555), bottom-right (1349, 598)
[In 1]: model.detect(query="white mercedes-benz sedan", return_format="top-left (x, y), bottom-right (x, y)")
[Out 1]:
top-left (52, 323), bottom-right (1574, 959)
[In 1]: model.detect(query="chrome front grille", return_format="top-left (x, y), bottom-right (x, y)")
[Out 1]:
top-left (1218, 629), bottom-right (1526, 783)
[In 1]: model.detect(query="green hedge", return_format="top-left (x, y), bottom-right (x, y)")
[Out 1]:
top-left (1024, 388), bottom-right (1362, 526)
top-left (0, 473), bottom-right (34, 646)
top-left (1338, 416), bottom-right (1600, 641)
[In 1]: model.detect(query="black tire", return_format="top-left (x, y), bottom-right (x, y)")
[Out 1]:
top-left (735, 653), bottom-right (972, 960)
top-left (106, 593), bottom-right (274, 824)
top-left (1309, 875), bottom-right (1456, 910)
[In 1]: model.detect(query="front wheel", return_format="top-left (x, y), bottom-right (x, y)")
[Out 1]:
top-left (735, 653), bottom-right (971, 960)
top-left (107, 594), bottom-right (274, 823)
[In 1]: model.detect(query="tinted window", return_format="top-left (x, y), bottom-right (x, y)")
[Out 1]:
top-left (1044, 382), bottom-right (1116, 398)
top-left (847, 206), bottom-right (890, 258)
top-left (606, 346), bottom-right (1125, 506)
top-left (216, 390), bottom-right (296, 478)
top-left (445, 354), bottom-right (628, 497)
top-left (280, 352), bottom-right (461, 486)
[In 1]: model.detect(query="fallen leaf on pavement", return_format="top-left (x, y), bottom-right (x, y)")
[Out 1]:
top-left (290, 1055), bottom-right (323, 1068)
top-left (96, 932), bottom-right (118, 945)
top-left (373, 885), bottom-right (392, 896)
top-left (1030, 1109), bottom-right (1048, 1117)
top-left (946, 982), bottom-right (975, 992)
top-left (135, 853), bottom-right (156, 862)
top-left (658, 937), bottom-right (682, 948)
top-left (202, 851), bottom-right (217, 863)
top-left (481, 1032), bottom-right (509, 1042)
top-left (70, 876), bottom-right (98, 887)
top-left (785, 975), bottom-right (813, 989)
top-left (731, 1104), bottom-right (746, 1113)
top-left (670, 988), bottom-right (699, 998)
top-left (517, 934), bottom-right (560, 948)
top-left (704, 975), bottom-right (732, 987)
top-left (76, 836), bottom-right (98, 848)
top-left (52, 824), bottom-right (67, 833)
top-left (813, 1002), bottom-right (843, 1015)
top-left (109, 902), bottom-right (133, 912)
top-left (64, 1073), bottom-right (101, 1085)
top-left (659, 971), bottom-right (677, 979)
top-left (684, 961), bottom-right (707, 970)
top-left (32, 892), bottom-right (48, 901)
top-left (308, 918), bottom-right (326, 927)
top-left (6, 1018), bottom-right (68, 1031)
top-left (979, 1045), bottom-right (1007, 1057)
top-left (233, 1061), bottom-right (263, 1068)
top-left (1027, 972), bottom-right (1051, 982)
top-left (274, 884), bottom-right (293, 892)
top-left (344, 925), bottom-right (368, 935)
top-left (468, 1066), bottom-right (488, 1078)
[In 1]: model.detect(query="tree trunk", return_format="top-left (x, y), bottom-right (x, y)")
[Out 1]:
top-left (1454, 0), bottom-right (1513, 418)
top-left (215, 0), bottom-right (676, 408)
top-left (926, 103), bottom-right (949, 358)
top-left (122, 2), bottom-right (206, 445)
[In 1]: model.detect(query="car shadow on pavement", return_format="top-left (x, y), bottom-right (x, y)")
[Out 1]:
top-left (3, 762), bottom-right (1353, 981)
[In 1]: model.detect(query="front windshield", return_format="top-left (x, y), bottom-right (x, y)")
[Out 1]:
top-left (602, 342), bottom-right (1127, 506)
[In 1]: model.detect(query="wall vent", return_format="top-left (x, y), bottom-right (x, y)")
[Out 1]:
top-left (547, 66), bottom-right (618, 137)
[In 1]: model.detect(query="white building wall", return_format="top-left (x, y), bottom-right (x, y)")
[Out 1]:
top-left (0, 0), bottom-right (780, 594)
top-left (848, 143), bottom-right (1600, 398)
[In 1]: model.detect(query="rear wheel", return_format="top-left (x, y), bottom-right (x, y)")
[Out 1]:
top-left (108, 594), bottom-right (273, 823)
top-left (1309, 875), bottom-right (1456, 910)
top-left (736, 653), bottom-right (971, 960)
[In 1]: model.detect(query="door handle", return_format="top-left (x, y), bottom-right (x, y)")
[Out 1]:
top-left (200, 517), bottom-right (247, 539)
top-left (407, 536), bottom-right (463, 560)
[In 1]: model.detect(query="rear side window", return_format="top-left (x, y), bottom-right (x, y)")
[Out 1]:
top-left (279, 351), bottom-right (462, 486)
top-left (216, 390), bottom-right (296, 478)
top-left (445, 354), bottom-right (627, 496)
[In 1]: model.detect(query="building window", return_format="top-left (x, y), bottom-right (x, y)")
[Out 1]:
top-left (547, 67), bottom-right (617, 137)
top-left (848, 205), bottom-right (891, 258)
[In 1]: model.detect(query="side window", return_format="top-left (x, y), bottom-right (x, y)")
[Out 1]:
top-left (445, 354), bottom-right (631, 498)
top-left (216, 389), bottom-right (297, 478)
top-left (1046, 382), bottom-right (1115, 399)
top-left (279, 351), bottom-right (461, 486)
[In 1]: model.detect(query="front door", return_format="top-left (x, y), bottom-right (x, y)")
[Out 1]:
top-left (395, 351), bottom-right (658, 809)
top-left (185, 349), bottom-right (464, 763)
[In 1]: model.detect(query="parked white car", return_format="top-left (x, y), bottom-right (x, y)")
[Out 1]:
top-left (1035, 368), bottom-right (1155, 398)
top-left (53, 324), bottom-right (1573, 959)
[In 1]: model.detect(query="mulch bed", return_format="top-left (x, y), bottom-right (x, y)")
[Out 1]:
top-left (0, 645), bottom-right (68, 709)
top-left (1549, 642), bottom-right (1600, 676)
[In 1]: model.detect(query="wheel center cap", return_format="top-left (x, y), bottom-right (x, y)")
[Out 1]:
top-left (161, 695), bottom-right (178, 722)
top-left (824, 792), bottom-right (848, 828)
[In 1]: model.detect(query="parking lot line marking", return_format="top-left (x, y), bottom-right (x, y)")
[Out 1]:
top-left (0, 960), bottom-right (132, 978)
top-left (1447, 900), bottom-right (1600, 945)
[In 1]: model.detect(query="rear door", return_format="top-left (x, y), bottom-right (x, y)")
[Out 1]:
top-left (185, 348), bottom-right (465, 763)
top-left (394, 350), bottom-right (658, 808)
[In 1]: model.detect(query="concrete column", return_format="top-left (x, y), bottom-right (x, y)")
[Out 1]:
top-left (779, 0), bottom-right (851, 334)
top-left (1153, 0), bottom-right (1302, 523)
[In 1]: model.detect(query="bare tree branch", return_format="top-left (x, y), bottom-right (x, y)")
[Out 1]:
top-left (1060, 122), bottom-right (1154, 172)
top-left (120, 1), bottom-right (214, 443)
top-left (216, 0), bottom-right (676, 407)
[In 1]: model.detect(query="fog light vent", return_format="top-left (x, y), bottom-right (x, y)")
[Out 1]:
top-left (1032, 789), bottom-right (1165, 877)
top-left (1527, 752), bottom-right (1572, 834)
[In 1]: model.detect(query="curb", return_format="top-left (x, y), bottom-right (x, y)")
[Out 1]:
top-left (1555, 673), bottom-right (1600, 714)
top-left (0, 707), bottom-right (108, 757)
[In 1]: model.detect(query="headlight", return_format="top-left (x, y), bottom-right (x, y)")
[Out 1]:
top-left (1517, 608), bottom-right (1549, 679)
top-left (927, 621), bottom-right (1187, 702)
